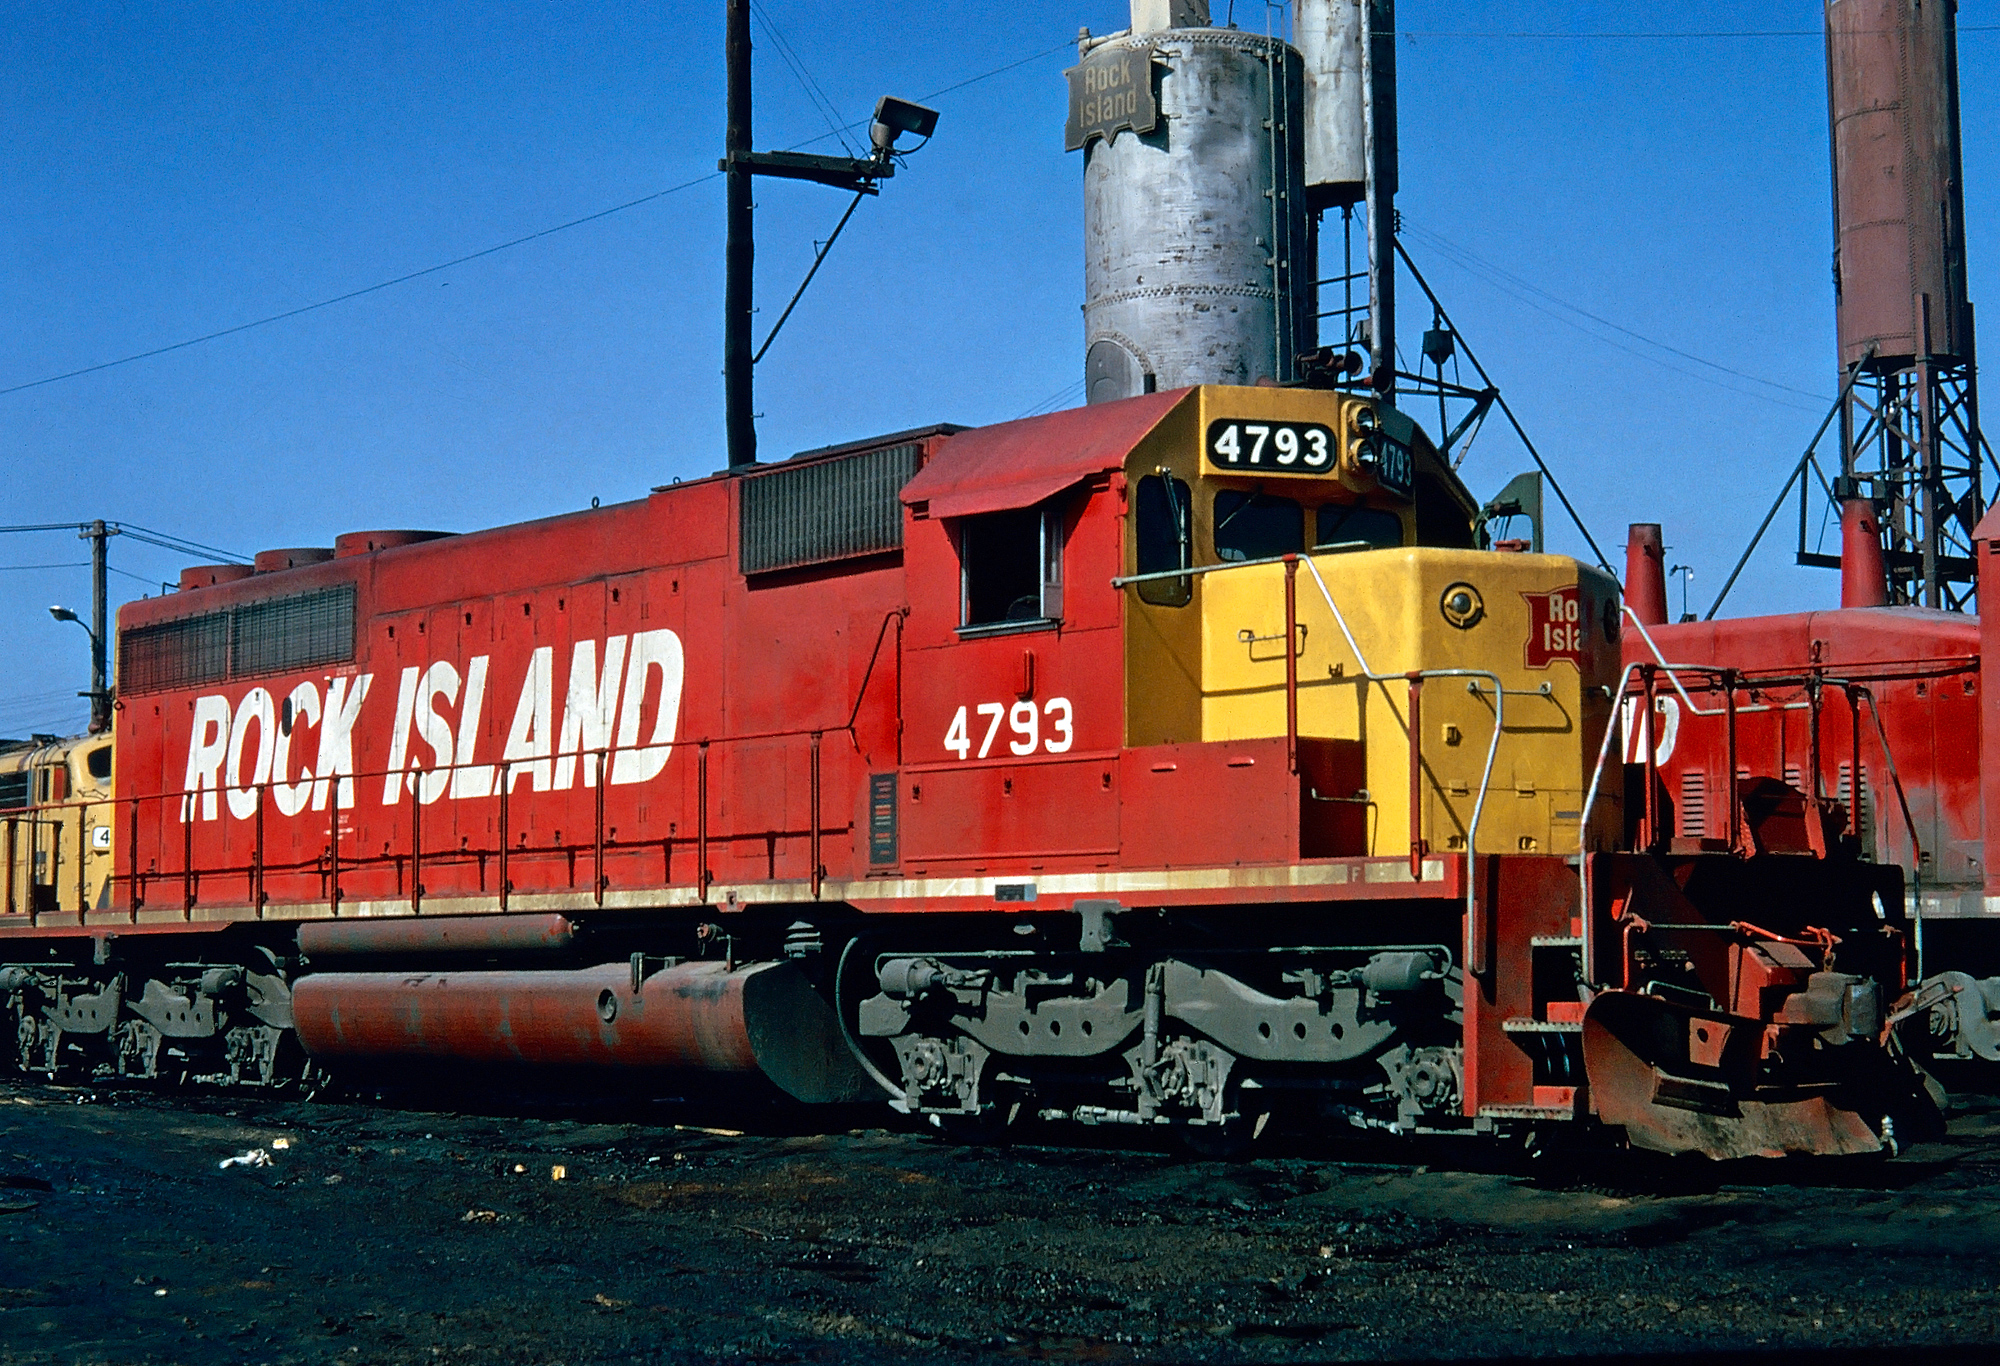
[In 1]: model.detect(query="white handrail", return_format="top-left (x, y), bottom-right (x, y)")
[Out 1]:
top-left (1577, 661), bottom-right (1646, 987)
top-left (1296, 555), bottom-right (1503, 973)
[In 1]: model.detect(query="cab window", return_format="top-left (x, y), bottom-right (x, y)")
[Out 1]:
top-left (1213, 490), bottom-right (1303, 562)
top-left (1134, 473), bottom-right (1192, 607)
top-left (85, 745), bottom-right (112, 783)
top-left (1315, 504), bottom-right (1404, 551)
top-left (961, 503), bottom-right (1063, 631)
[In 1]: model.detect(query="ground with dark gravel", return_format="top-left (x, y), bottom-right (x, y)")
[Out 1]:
top-left (3, 1076), bottom-right (2000, 1364)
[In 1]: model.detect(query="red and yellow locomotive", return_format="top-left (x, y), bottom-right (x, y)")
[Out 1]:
top-left (0, 385), bottom-right (1931, 1157)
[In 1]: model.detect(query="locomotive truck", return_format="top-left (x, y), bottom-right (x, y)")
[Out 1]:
top-left (0, 384), bottom-right (1934, 1158)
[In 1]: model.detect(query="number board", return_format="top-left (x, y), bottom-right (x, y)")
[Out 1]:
top-left (1205, 420), bottom-right (1335, 475)
top-left (1371, 432), bottom-right (1414, 499)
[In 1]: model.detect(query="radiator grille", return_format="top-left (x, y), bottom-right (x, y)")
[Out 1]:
top-left (739, 443), bottom-right (919, 576)
top-left (1678, 771), bottom-right (1706, 838)
top-left (233, 585), bottom-right (356, 678)
top-left (1838, 762), bottom-right (1874, 846)
top-left (118, 612), bottom-right (230, 694)
top-left (118, 584), bottom-right (355, 695)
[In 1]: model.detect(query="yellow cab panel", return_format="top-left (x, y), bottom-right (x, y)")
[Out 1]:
top-left (1121, 384), bottom-right (1621, 863)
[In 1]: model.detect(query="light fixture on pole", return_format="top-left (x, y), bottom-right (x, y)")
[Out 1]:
top-left (1669, 565), bottom-right (1695, 623)
top-left (719, 0), bottom-right (940, 469)
top-left (49, 604), bottom-right (111, 733)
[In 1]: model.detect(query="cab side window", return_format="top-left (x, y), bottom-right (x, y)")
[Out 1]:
top-left (1135, 473), bottom-right (1193, 607)
top-left (961, 503), bottom-right (1063, 631)
top-left (1213, 490), bottom-right (1303, 562)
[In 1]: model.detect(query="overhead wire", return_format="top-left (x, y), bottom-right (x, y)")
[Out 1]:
top-left (1015, 379), bottom-right (1085, 420)
top-left (0, 37), bottom-right (1076, 402)
top-left (1403, 223), bottom-right (1830, 414)
top-left (0, 688), bottom-right (88, 704)
top-left (1395, 240), bottom-right (1615, 573)
top-left (1403, 222), bottom-right (1829, 403)
top-left (752, 1), bottom-right (858, 155)
top-left (1401, 25), bottom-right (2000, 39)
top-left (0, 175), bottom-right (719, 401)
top-left (111, 522), bottom-right (249, 564)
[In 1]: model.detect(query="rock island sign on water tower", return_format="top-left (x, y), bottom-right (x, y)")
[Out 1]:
top-left (1064, 45), bottom-right (1157, 150)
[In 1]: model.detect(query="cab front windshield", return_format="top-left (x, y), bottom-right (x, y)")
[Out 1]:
top-left (1213, 491), bottom-right (1402, 562)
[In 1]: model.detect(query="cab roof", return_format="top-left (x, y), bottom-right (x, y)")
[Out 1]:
top-left (900, 389), bottom-right (1190, 519)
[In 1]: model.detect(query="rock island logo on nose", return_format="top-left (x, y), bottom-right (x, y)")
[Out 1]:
top-left (1522, 586), bottom-right (1586, 670)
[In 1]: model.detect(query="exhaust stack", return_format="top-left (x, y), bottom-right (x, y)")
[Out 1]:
top-left (1838, 485), bottom-right (1888, 608)
top-left (1624, 524), bottom-right (1669, 627)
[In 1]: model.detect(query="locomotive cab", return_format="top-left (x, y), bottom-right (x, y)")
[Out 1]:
top-left (895, 385), bottom-right (1623, 881)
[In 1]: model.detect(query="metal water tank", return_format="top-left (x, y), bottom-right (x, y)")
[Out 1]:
top-left (1076, 26), bottom-right (1312, 403)
top-left (1294, 0), bottom-right (1366, 208)
top-left (1827, 0), bottom-right (1971, 366)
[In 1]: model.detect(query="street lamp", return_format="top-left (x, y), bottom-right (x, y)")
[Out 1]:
top-left (1669, 566), bottom-right (1695, 623)
top-left (49, 605), bottom-right (110, 733)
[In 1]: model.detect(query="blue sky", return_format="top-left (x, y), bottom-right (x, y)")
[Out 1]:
top-left (3, 2), bottom-right (1996, 735)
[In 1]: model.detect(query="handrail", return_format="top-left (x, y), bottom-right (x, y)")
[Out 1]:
top-left (844, 607), bottom-right (907, 759)
top-left (0, 797), bottom-right (113, 918)
top-left (1295, 555), bottom-right (1505, 976)
top-left (1854, 687), bottom-right (1926, 896)
top-left (1612, 619), bottom-right (1927, 867)
top-left (1110, 552), bottom-right (1301, 589)
top-left (26, 720), bottom-right (851, 923)
top-left (1578, 660), bottom-right (1645, 986)
top-left (1580, 605), bottom-right (1935, 985)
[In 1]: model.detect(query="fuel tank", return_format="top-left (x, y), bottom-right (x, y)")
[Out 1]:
top-left (293, 959), bottom-right (877, 1104)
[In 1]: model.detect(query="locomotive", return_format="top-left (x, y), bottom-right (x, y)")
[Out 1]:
top-left (0, 732), bottom-right (115, 918)
top-left (1618, 511), bottom-right (1999, 1070)
top-left (0, 0), bottom-right (1941, 1159)
top-left (0, 383), bottom-right (1933, 1158)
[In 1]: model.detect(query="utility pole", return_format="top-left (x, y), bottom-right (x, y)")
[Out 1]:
top-left (1361, 0), bottom-right (1397, 400)
top-left (725, 0), bottom-right (756, 469)
top-left (715, 2), bottom-right (933, 471)
top-left (82, 520), bottom-right (114, 732)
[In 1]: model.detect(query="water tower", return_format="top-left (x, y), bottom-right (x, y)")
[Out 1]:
top-left (1825, 0), bottom-right (1985, 608)
top-left (1070, 0), bottom-right (1396, 404)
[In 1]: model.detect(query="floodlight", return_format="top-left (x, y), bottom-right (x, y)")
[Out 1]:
top-left (871, 96), bottom-right (940, 153)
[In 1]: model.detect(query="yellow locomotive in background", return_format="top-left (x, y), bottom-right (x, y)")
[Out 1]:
top-left (0, 733), bottom-right (114, 916)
